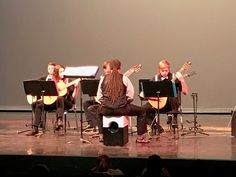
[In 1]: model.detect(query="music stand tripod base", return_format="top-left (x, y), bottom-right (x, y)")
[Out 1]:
top-left (181, 125), bottom-right (209, 136)
top-left (141, 80), bottom-right (177, 136)
top-left (181, 93), bottom-right (209, 136)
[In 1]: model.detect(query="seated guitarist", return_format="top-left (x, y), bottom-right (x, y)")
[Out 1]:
top-left (142, 59), bottom-right (188, 133)
top-left (89, 59), bottom-right (149, 143)
top-left (83, 61), bottom-right (142, 133)
top-left (27, 63), bottom-right (79, 136)
top-left (51, 64), bottom-right (79, 130)
top-left (27, 61), bottom-right (57, 136)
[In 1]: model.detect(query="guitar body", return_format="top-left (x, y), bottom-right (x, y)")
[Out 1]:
top-left (57, 80), bottom-right (67, 96)
top-left (26, 95), bottom-right (57, 105)
top-left (57, 78), bottom-right (81, 97)
top-left (148, 97), bottom-right (167, 109)
top-left (141, 61), bottom-right (192, 109)
top-left (26, 78), bottom-right (81, 105)
top-left (43, 96), bottom-right (58, 105)
top-left (26, 95), bottom-right (38, 105)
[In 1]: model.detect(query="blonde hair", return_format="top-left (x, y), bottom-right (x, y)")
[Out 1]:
top-left (158, 59), bottom-right (170, 72)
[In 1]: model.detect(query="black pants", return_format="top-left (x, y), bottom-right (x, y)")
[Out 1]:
top-left (89, 103), bottom-right (147, 136)
top-left (32, 96), bottom-right (66, 128)
top-left (142, 97), bottom-right (180, 125)
top-left (83, 100), bottom-right (99, 127)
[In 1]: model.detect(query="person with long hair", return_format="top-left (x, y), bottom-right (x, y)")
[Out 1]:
top-left (51, 64), bottom-right (79, 130)
top-left (92, 58), bottom-right (149, 143)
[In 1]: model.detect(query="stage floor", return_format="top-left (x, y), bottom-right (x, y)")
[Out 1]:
top-left (0, 112), bottom-right (235, 161)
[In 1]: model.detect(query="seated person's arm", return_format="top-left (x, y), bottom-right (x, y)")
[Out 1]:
top-left (72, 79), bottom-right (80, 99)
top-left (123, 76), bottom-right (134, 103)
top-left (175, 72), bottom-right (188, 95)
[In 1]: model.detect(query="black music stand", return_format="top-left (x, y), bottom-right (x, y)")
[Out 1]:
top-left (80, 79), bottom-right (99, 137)
top-left (18, 80), bottom-right (58, 134)
top-left (138, 79), bottom-right (150, 105)
top-left (141, 80), bottom-right (177, 135)
top-left (81, 79), bottom-right (99, 97)
top-left (63, 66), bottom-right (99, 141)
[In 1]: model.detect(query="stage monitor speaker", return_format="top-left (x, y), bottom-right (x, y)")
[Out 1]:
top-left (231, 109), bottom-right (236, 137)
top-left (103, 116), bottom-right (129, 146)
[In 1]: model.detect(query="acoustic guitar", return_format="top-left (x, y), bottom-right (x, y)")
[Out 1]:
top-left (141, 61), bottom-right (192, 109)
top-left (26, 95), bottom-right (58, 105)
top-left (56, 78), bottom-right (81, 97)
top-left (26, 78), bottom-right (81, 105)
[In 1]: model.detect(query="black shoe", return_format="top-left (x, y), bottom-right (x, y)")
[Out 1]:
top-left (55, 124), bottom-right (63, 131)
top-left (157, 125), bottom-right (164, 133)
top-left (26, 131), bottom-right (38, 136)
top-left (55, 118), bottom-right (63, 131)
top-left (172, 124), bottom-right (178, 129)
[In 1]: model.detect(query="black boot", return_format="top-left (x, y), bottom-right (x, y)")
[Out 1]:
top-left (26, 127), bottom-right (38, 136)
top-left (55, 117), bottom-right (63, 131)
top-left (157, 124), bottom-right (164, 133)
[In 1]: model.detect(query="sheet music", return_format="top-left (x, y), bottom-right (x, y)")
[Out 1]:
top-left (64, 66), bottom-right (99, 78)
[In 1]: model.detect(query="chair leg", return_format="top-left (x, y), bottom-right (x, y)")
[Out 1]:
top-left (129, 116), bottom-right (132, 135)
top-left (128, 116), bottom-right (137, 135)
top-left (63, 109), bottom-right (79, 134)
top-left (41, 111), bottom-right (47, 133)
top-left (64, 113), bottom-right (67, 134)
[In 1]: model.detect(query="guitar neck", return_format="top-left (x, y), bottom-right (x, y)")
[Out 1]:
top-left (182, 72), bottom-right (196, 78)
top-left (178, 67), bottom-right (185, 74)
top-left (172, 61), bottom-right (191, 81)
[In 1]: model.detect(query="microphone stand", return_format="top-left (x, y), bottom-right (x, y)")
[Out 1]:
top-left (181, 93), bottom-right (209, 136)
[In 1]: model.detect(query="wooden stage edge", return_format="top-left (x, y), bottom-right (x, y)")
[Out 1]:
top-left (0, 111), bottom-right (236, 176)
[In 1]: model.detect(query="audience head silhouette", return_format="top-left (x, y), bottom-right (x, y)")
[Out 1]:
top-left (141, 154), bottom-right (166, 177)
top-left (91, 154), bottom-right (124, 176)
top-left (94, 154), bottom-right (111, 172)
top-left (28, 163), bottom-right (50, 176)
